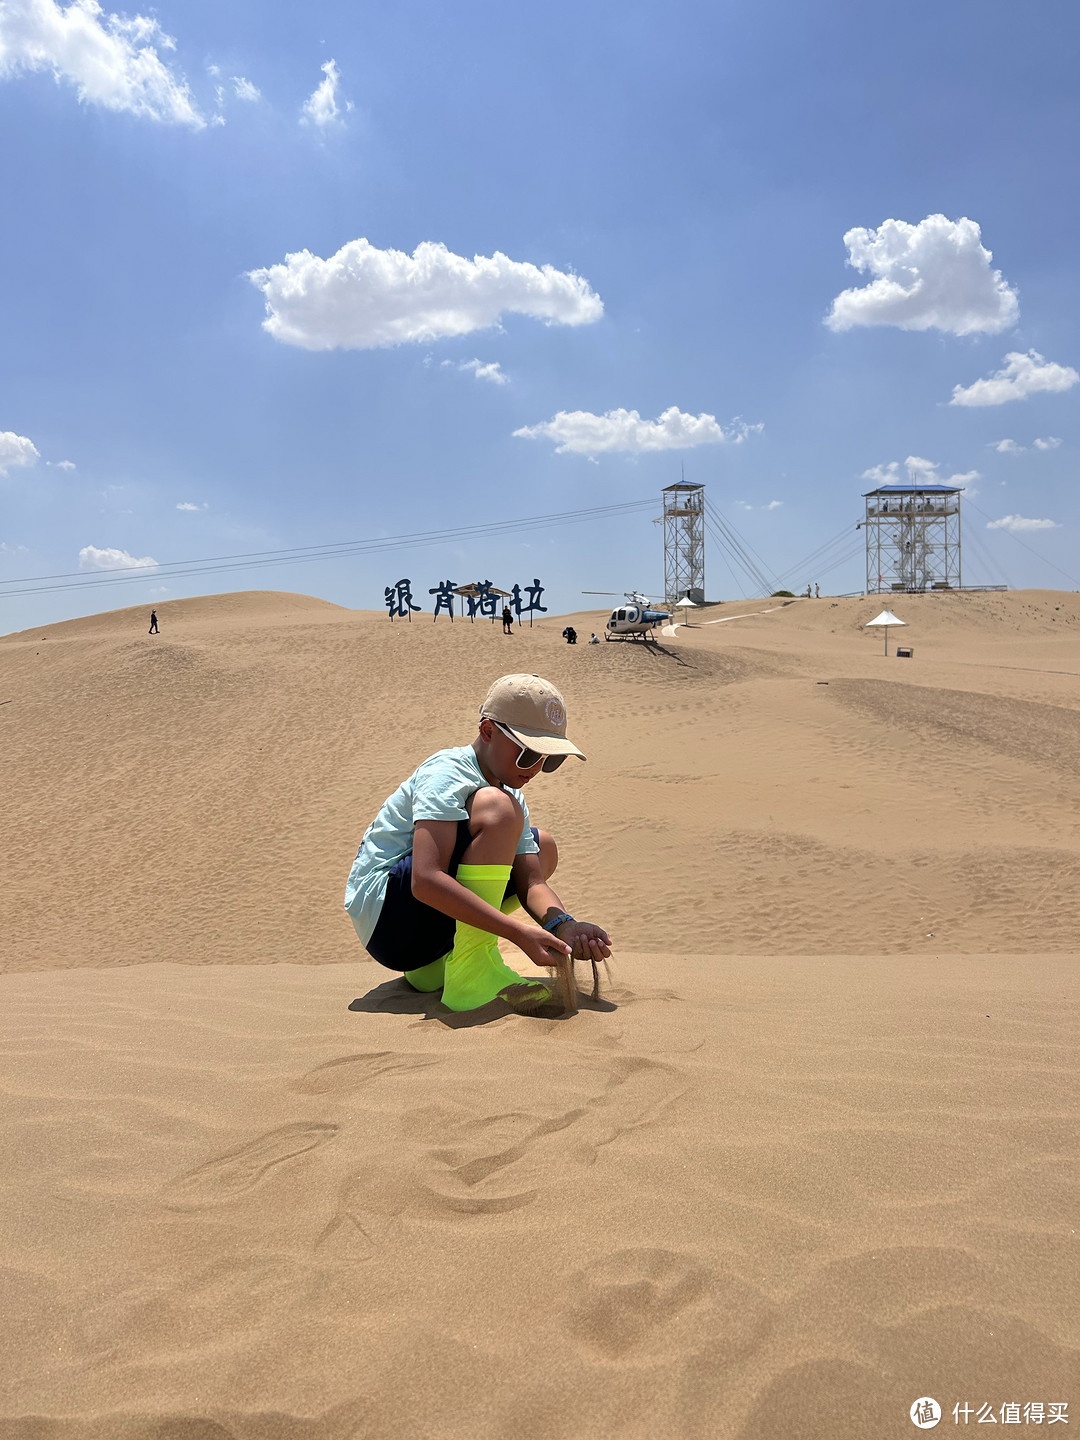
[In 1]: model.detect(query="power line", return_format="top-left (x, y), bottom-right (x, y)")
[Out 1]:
top-left (0, 499), bottom-right (656, 601)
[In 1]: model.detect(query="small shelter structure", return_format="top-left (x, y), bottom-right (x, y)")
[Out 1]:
top-left (864, 608), bottom-right (907, 655)
top-left (453, 582), bottom-right (511, 622)
top-left (674, 594), bottom-right (699, 625)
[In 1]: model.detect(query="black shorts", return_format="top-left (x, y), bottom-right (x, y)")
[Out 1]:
top-left (366, 822), bottom-right (539, 971)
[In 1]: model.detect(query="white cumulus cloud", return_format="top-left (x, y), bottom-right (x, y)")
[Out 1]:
top-left (992, 438), bottom-right (1025, 453)
top-left (986, 514), bottom-right (1058, 532)
top-left (248, 238), bottom-right (603, 350)
top-left (300, 58), bottom-right (348, 126)
top-left (826, 215), bottom-right (1018, 336)
top-left (78, 544), bottom-right (157, 569)
top-left (1033, 436), bottom-right (1062, 450)
top-left (765, 499), bottom-right (783, 510)
top-left (513, 407), bottom-right (761, 456)
top-left (950, 350), bottom-right (1079, 407)
top-left (232, 74), bottom-right (258, 101)
top-left (0, 0), bottom-right (203, 126)
top-left (0, 431), bottom-right (41, 473)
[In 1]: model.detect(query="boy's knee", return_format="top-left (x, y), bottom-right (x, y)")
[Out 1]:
top-left (535, 828), bottom-right (558, 879)
top-left (466, 786), bottom-right (523, 832)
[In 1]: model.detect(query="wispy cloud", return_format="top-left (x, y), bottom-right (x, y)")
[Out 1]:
top-left (861, 455), bottom-right (979, 495)
top-left (300, 58), bottom-right (349, 127)
top-left (1033, 436), bottom-right (1062, 451)
top-left (986, 514), bottom-right (1058, 532)
top-left (78, 544), bottom-right (157, 569)
top-left (457, 358), bottom-right (507, 385)
top-left (0, 0), bottom-right (204, 127)
top-left (514, 407), bottom-right (762, 457)
top-left (232, 75), bottom-right (259, 101)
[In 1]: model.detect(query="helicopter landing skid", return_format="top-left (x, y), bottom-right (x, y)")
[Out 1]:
top-left (605, 630), bottom-right (657, 642)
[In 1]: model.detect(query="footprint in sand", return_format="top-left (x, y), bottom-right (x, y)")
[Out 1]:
top-left (566, 1249), bottom-right (772, 1364)
top-left (163, 1122), bottom-right (337, 1209)
top-left (422, 1108), bottom-right (586, 1214)
top-left (291, 1050), bottom-right (442, 1096)
top-left (566, 1249), bottom-right (712, 1357)
top-left (419, 1054), bottom-right (686, 1215)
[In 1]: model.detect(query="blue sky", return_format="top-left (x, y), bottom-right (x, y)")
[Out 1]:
top-left (1, 0), bottom-right (1078, 630)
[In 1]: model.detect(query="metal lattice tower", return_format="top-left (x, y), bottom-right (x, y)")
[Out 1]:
top-left (863, 480), bottom-right (962, 594)
top-left (661, 482), bottom-right (705, 605)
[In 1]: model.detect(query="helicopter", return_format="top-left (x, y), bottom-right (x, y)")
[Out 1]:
top-left (582, 590), bottom-right (673, 641)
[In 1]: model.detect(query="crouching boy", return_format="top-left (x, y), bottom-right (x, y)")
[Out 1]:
top-left (344, 674), bottom-right (611, 1012)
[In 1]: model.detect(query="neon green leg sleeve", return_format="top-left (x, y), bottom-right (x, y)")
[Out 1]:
top-left (403, 955), bottom-right (446, 991)
top-left (442, 863), bottom-right (552, 1013)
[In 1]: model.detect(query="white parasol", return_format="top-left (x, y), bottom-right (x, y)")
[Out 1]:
top-left (864, 608), bottom-right (907, 655)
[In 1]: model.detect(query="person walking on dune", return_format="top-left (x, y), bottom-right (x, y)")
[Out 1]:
top-left (148, 609), bottom-right (159, 634)
top-left (344, 674), bottom-right (611, 1012)
top-left (502, 604), bottom-right (514, 634)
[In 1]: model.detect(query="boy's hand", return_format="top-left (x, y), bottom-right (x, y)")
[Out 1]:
top-left (513, 922), bottom-right (573, 970)
top-left (557, 920), bottom-right (612, 962)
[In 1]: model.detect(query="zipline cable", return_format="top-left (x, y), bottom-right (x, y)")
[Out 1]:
top-left (963, 497), bottom-right (1079, 588)
top-left (0, 499), bottom-right (656, 601)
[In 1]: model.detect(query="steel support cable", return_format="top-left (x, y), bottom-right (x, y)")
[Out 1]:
top-left (963, 497), bottom-right (1079, 588)
top-left (701, 517), bottom-right (749, 597)
top-left (703, 517), bottom-right (759, 597)
top-left (777, 520), bottom-right (863, 588)
top-left (708, 509), bottom-right (777, 594)
top-left (703, 508), bottom-right (775, 595)
top-left (703, 501), bottom-right (779, 593)
top-left (700, 508), bottom-right (763, 591)
top-left (962, 524), bottom-right (1013, 589)
top-left (704, 522), bottom-right (750, 599)
top-left (812, 539), bottom-right (865, 582)
top-left (779, 535), bottom-right (862, 589)
top-left (0, 499), bottom-right (656, 600)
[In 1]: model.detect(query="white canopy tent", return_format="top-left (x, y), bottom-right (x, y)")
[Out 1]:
top-left (864, 608), bottom-right (907, 655)
top-left (674, 594), bottom-right (699, 625)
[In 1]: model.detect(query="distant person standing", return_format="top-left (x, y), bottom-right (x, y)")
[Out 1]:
top-left (148, 609), bottom-right (159, 634)
top-left (814, 583), bottom-right (820, 599)
top-left (804, 584), bottom-right (812, 598)
top-left (502, 605), bottom-right (514, 634)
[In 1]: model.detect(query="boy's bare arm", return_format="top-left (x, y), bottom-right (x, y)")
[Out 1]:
top-left (512, 852), bottom-right (612, 961)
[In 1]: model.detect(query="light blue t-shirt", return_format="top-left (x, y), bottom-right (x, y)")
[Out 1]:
top-left (344, 745), bottom-right (539, 946)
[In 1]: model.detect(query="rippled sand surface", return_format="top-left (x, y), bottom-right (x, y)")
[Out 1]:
top-left (1, 589), bottom-right (1077, 1437)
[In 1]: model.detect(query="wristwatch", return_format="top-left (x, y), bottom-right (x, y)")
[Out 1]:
top-left (542, 911), bottom-right (575, 934)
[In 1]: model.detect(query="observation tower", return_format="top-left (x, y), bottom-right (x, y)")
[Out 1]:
top-left (661, 482), bottom-right (706, 605)
top-left (863, 482), bottom-right (962, 594)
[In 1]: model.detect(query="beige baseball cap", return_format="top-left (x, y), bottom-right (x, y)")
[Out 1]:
top-left (479, 674), bottom-right (585, 761)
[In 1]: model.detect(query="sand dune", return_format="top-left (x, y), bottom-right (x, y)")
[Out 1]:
top-left (1, 588), bottom-right (1077, 1437)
